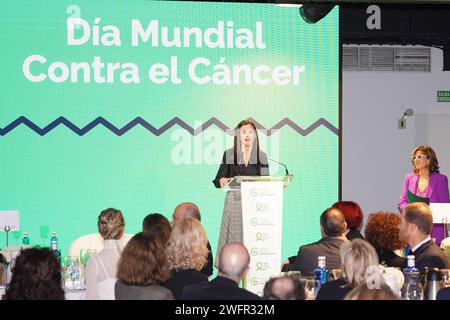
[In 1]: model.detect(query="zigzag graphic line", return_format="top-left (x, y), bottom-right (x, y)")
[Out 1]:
top-left (0, 116), bottom-right (339, 136)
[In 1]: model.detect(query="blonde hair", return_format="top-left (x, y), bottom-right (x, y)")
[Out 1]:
top-left (340, 239), bottom-right (379, 287)
top-left (344, 283), bottom-right (398, 300)
top-left (166, 218), bottom-right (208, 271)
top-left (97, 208), bottom-right (124, 240)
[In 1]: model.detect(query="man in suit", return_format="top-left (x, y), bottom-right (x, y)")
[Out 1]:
top-left (399, 202), bottom-right (450, 271)
top-left (172, 202), bottom-right (214, 278)
top-left (182, 242), bottom-right (261, 300)
top-left (293, 207), bottom-right (348, 276)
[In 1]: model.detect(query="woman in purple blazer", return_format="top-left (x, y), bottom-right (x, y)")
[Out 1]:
top-left (399, 145), bottom-right (450, 245)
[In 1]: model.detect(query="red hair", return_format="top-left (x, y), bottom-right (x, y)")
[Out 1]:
top-left (332, 201), bottom-right (363, 230)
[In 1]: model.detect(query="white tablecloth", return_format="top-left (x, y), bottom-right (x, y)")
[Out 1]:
top-left (0, 286), bottom-right (86, 300)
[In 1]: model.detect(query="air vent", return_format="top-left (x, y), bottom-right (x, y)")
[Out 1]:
top-left (343, 46), bottom-right (431, 72)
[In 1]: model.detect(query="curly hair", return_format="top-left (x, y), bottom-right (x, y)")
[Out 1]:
top-left (166, 218), bottom-right (208, 271)
top-left (332, 201), bottom-right (363, 230)
top-left (3, 248), bottom-right (64, 300)
top-left (117, 232), bottom-right (170, 286)
top-left (365, 211), bottom-right (405, 251)
top-left (98, 208), bottom-right (125, 240)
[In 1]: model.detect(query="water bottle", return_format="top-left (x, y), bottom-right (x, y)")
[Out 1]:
top-left (22, 232), bottom-right (30, 245)
top-left (314, 256), bottom-right (329, 285)
top-left (401, 255), bottom-right (421, 298)
top-left (50, 232), bottom-right (61, 263)
top-left (403, 255), bottom-right (420, 273)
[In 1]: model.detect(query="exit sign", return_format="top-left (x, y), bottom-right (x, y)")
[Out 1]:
top-left (437, 91), bottom-right (450, 102)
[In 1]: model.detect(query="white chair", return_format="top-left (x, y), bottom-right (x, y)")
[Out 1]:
top-left (68, 233), bottom-right (134, 258)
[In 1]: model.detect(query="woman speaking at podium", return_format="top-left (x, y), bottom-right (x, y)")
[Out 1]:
top-left (398, 145), bottom-right (450, 245)
top-left (213, 119), bottom-right (269, 262)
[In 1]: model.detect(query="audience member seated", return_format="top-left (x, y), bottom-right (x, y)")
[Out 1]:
top-left (316, 239), bottom-right (380, 300)
top-left (332, 201), bottom-right (365, 240)
top-left (344, 283), bottom-right (399, 300)
top-left (85, 208), bottom-right (124, 300)
top-left (2, 248), bottom-right (64, 300)
top-left (399, 202), bottom-right (450, 271)
top-left (365, 211), bottom-right (406, 268)
top-left (142, 213), bottom-right (172, 244)
top-left (182, 242), bottom-right (261, 300)
top-left (68, 207), bottom-right (133, 258)
top-left (293, 207), bottom-right (349, 276)
top-left (162, 218), bottom-right (209, 299)
top-left (171, 202), bottom-right (213, 277)
top-left (115, 232), bottom-right (174, 300)
top-left (263, 276), bottom-right (305, 300)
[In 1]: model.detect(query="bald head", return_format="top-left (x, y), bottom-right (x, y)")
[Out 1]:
top-left (263, 276), bottom-right (305, 300)
top-left (172, 202), bottom-right (201, 224)
top-left (320, 207), bottom-right (347, 237)
top-left (218, 243), bottom-right (250, 282)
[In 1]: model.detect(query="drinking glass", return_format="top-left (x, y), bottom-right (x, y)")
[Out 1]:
top-left (305, 279), bottom-right (321, 300)
top-left (406, 282), bottom-right (424, 300)
top-left (331, 269), bottom-right (343, 280)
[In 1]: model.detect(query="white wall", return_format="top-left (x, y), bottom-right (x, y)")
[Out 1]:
top-left (343, 46), bottom-right (450, 229)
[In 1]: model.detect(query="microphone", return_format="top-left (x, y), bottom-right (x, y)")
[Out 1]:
top-left (267, 157), bottom-right (290, 176)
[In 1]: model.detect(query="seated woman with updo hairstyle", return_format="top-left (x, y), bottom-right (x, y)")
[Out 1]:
top-left (85, 208), bottom-right (125, 300)
top-left (364, 211), bottom-right (406, 268)
top-left (3, 248), bottom-right (65, 300)
top-left (115, 232), bottom-right (174, 300)
top-left (162, 218), bottom-right (209, 299)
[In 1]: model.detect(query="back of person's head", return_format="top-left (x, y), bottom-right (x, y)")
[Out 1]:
top-left (3, 248), bottom-right (64, 300)
top-left (172, 202), bottom-right (201, 224)
top-left (263, 276), bottom-right (305, 300)
top-left (365, 211), bottom-right (405, 251)
top-left (218, 243), bottom-right (250, 282)
top-left (98, 208), bottom-right (125, 240)
top-left (340, 239), bottom-right (380, 287)
top-left (167, 218), bottom-right (208, 271)
top-left (142, 213), bottom-right (171, 244)
top-left (332, 201), bottom-right (363, 230)
top-left (320, 207), bottom-right (347, 237)
top-left (117, 232), bottom-right (170, 286)
top-left (344, 283), bottom-right (399, 300)
top-left (402, 202), bottom-right (433, 236)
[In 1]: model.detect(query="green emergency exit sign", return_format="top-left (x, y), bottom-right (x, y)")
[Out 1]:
top-left (437, 91), bottom-right (450, 102)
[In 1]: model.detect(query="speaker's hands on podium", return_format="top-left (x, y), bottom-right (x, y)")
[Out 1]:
top-left (219, 177), bottom-right (232, 188)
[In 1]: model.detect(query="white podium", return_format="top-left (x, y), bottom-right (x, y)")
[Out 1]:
top-left (226, 175), bottom-right (292, 296)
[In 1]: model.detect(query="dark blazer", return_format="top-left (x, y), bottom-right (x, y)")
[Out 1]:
top-left (212, 148), bottom-right (269, 188)
top-left (316, 278), bottom-right (353, 300)
top-left (182, 276), bottom-right (261, 300)
top-left (162, 269), bottom-right (208, 300)
top-left (377, 248), bottom-right (406, 268)
top-left (345, 229), bottom-right (364, 241)
top-left (437, 287), bottom-right (450, 300)
top-left (293, 236), bottom-right (347, 276)
top-left (401, 239), bottom-right (450, 272)
top-left (201, 241), bottom-right (213, 278)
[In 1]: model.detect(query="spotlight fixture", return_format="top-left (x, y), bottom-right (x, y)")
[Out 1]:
top-left (398, 108), bottom-right (414, 129)
top-left (299, 3), bottom-right (335, 24)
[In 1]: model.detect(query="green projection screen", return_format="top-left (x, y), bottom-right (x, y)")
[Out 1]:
top-left (0, 0), bottom-right (339, 262)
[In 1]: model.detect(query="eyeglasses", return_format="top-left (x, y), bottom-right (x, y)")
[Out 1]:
top-left (411, 155), bottom-right (429, 161)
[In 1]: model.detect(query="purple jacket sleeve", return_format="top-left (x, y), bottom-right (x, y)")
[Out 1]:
top-left (435, 175), bottom-right (450, 203)
top-left (398, 174), bottom-right (410, 211)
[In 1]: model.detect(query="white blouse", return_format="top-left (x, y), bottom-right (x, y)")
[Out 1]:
top-left (85, 240), bottom-right (121, 300)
